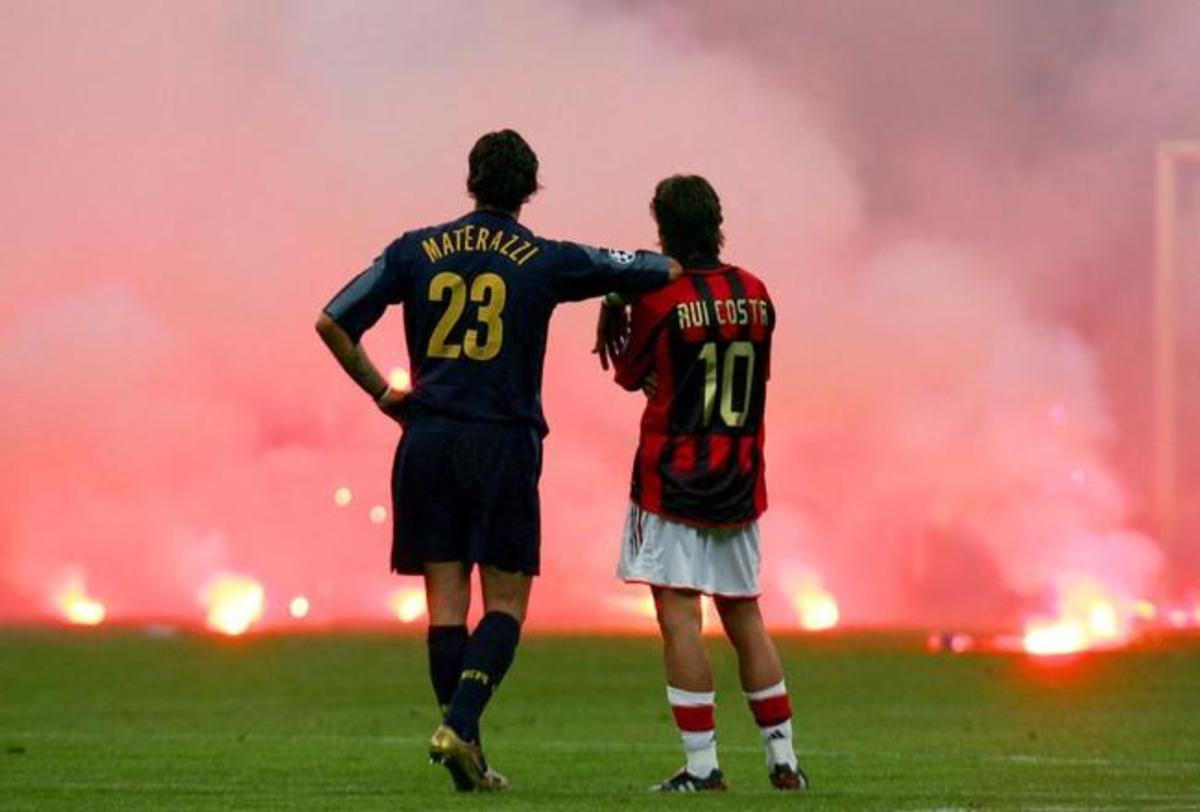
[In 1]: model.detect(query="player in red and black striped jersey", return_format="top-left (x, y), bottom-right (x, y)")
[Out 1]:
top-left (603, 176), bottom-right (808, 793)
top-left (613, 252), bottom-right (773, 528)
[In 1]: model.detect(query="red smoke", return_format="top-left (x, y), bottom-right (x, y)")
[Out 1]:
top-left (2, 1), bottom-right (1198, 632)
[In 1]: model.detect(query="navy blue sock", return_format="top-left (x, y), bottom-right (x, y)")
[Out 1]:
top-left (445, 611), bottom-right (521, 743)
top-left (426, 624), bottom-right (468, 716)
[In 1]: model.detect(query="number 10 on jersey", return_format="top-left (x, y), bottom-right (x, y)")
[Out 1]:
top-left (699, 341), bottom-right (756, 428)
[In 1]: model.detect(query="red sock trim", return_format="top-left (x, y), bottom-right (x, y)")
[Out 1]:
top-left (671, 703), bottom-right (715, 733)
top-left (749, 694), bottom-right (791, 728)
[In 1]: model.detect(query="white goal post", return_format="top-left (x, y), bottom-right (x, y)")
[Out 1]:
top-left (1154, 141), bottom-right (1200, 550)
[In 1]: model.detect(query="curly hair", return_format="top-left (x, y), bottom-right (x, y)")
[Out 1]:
top-left (467, 129), bottom-right (539, 212)
top-left (650, 175), bottom-right (724, 261)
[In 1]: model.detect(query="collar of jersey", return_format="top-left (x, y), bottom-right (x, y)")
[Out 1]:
top-left (683, 255), bottom-right (726, 273)
top-left (470, 208), bottom-right (517, 221)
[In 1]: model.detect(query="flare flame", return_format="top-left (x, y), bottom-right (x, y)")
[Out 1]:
top-left (202, 574), bottom-right (264, 636)
top-left (54, 574), bottom-right (106, 626)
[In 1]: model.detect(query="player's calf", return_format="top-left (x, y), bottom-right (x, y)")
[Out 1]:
top-left (426, 623), bottom-right (469, 715)
top-left (444, 610), bottom-right (521, 743)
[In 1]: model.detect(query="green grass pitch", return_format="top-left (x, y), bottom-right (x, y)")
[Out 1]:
top-left (1, 629), bottom-right (1198, 809)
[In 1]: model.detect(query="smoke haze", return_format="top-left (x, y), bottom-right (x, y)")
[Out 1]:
top-left (1, 0), bottom-right (1197, 629)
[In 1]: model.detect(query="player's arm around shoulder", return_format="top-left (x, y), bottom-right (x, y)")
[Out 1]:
top-left (545, 240), bottom-right (681, 305)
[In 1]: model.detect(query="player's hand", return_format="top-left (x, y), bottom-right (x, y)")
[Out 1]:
top-left (592, 301), bottom-right (630, 371)
top-left (641, 371), bottom-right (659, 398)
top-left (375, 386), bottom-right (410, 426)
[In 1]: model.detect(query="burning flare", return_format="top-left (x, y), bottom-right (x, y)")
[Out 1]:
top-left (202, 574), bottom-right (264, 636)
top-left (54, 573), bottom-right (106, 626)
top-left (1022, 578), bottom-right (1134, 656)
top-left (1023, 619), bottom-right (1090, 656)
top-left (389, 587), bottom-right (426, 623)
top-left (791, 578), bottom-right (840, 631)
top-left (288, 595), bottom-right (310, 619)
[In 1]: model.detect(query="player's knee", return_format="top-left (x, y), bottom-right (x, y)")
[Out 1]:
top-left (480, 567), bottom-right (532, 624)
top-left (424, 563), bottom-right (471, 623)
top-left (655, 594), bottom-right (703, 641)
top-left (715, 596), bottom-right (763, 638)
top-left (658, 616), bottom-right (701, 645)
top-left (427, 589), bottom-right (469, 624)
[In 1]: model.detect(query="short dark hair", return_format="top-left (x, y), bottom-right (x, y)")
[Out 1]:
top-left (467, 129), bottom-right (539, 212)
top-left (651, 175), bottom-right (724, 260)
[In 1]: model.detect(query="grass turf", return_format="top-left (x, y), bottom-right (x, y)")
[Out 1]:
top-left (1, 629), bottom-right (1198, 810)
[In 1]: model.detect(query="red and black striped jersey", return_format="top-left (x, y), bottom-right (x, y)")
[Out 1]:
top-left (613, 262), bottom-right (773, 528)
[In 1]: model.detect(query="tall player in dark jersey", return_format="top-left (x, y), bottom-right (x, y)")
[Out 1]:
top-left (316, 130), bottom-right (679, 792)
top-left (605, 176), bottom-right (808, 792)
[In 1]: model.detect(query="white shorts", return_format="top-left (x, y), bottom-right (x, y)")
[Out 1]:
top-left (617, 503), bottom-right (761, 597)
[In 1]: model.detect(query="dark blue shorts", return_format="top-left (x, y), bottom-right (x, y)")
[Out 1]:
top-left (390, 415), bottom-right (543, 576)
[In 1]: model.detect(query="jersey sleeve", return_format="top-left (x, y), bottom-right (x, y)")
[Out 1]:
top-left (322, 237), bottom-right (411, 342)
top-left (613, 295), bottom-right (669, 391)
top-left (547, 242), bottom-right (672, 303)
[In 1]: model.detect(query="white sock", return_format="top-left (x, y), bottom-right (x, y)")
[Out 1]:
top-left (761, 719), bottom-right (797, 769)
top-left (667, 685), bottom-right (719, 777)
top-left (745, 680), bottom-right (798, 769)
top-left (682, 731), bottom-right (719, 777)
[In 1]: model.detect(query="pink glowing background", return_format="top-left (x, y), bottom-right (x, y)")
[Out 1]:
top-left (2, 0), bottom-right (1199, 638)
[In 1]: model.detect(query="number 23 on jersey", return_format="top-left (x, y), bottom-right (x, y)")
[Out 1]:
top-left (426, 271), bottom-right (507, 361)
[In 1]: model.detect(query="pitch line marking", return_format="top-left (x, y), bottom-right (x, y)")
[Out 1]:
top-left (996, 754), bottom-right (1199, 770)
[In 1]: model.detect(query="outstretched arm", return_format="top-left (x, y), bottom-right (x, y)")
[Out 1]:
top-left (552, 245), bottom-right (682, 304)
top-left (315, 313), bottom-right (408, 423)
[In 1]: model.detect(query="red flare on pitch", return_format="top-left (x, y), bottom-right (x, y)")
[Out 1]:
top-left (202, 574), bottom-right (264, 636)
top-left (388, 587), bottom-right (426, 623)
top-left (54, 573), bottom-right (106, 626)
top-left (791, 578), bottom-right (840, 631)
top-left (1021, 578), bottom-right (1134, 657)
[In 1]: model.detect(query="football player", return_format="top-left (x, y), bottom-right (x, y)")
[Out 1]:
top-left (601, 175), bottom-right (807, 792)
top-left (316, 130), bottom-right (680, 791)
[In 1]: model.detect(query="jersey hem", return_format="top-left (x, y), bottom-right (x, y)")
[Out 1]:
top-left (631, 500), bottom-right (764, 531)
top-left (406, 401), bottom-right (549, 437)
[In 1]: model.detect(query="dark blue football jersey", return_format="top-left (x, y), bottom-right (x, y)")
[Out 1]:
top-left (323, 210), bottom-right (672, 436)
